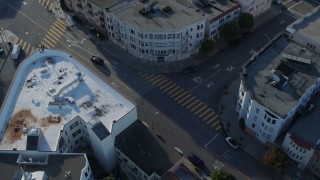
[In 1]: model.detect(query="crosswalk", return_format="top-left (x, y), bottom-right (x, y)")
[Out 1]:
top-left (139, 72), bottom-right (222, 132)
top-left (39, 0), bottom-right (53, 9)
top-left (12, 19), bottom-right (66, 56)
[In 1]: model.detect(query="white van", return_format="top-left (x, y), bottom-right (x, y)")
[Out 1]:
top-left (11, 44), bottom-right (21, 60)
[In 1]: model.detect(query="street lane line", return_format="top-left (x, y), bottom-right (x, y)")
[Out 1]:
top-left (40, 41), bottom-right (51, 49)
top-left (42, 38), bottom-right (55, 48)
top-left (190, 69), bottom-right (221, 92)
top-left (149, 74), bottom-right (162, 83)
top-left (203, 111), bottom-right (215, 121)
top-left (163, 83), bottom-right (176, 92)
top-left (159, 81), bottom-right (173, 90)
top-left (178, 93), bottom-right (192, 104)
top-left (47, 31), bottom-right (59, 41)
top-left (167, 86), bottom-right (180, 95)
top-left (49, 29), bottom-right (61, 38)
top-left (288, 1), bottom-right (303, 10)
top-left (25, 43), bottom-right (31, 54)
top-left (156, 78), bottom-right (169, 88)
top-left (22, 41), bottom-right (27, 50)
top-left (211, 120), bottom-right (219, 128)
top-left (152, 76), bottom-right (166, 85)
top-left (199, 108), bottom-right (211, 118)
top-left (182, 96), bottom-right (195, 106)
top-left (186, 99), bottom-right (199, 109)
top-left (45, 34), bottom-right (57, 44)
top-left (195, 104), bottom-right (207, 115)
top-left (204, 133), bottom-right (219, 147)
top-left (190, 102), bottom-right (203, 112)
top-left (174, 91), bottom-right (188, 101)
top-left (170, 88), bottom-right (184, 98)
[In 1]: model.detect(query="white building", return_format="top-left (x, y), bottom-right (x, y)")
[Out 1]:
top-left (237, 36), bottom-right (320, 145)
top-left (235, 0), bottom-right (272, 17)
top-left (64, 0), bottom-right (240, 61)
top-left (286, 6), bottom-right (320, 54)
top-left (0, 49), bottom-right (137, 173)
top-left (0, 151), bottom-right (92, 180)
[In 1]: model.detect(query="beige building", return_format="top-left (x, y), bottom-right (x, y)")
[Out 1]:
top-left (235, 0), bottom-right (272, 17)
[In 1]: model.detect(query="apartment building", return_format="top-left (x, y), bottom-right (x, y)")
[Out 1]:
top-left (0, 49), bottom-right (137, 173)
top-left (237, 36), bottom-right (320, 145)
top-left (235, 0), bottom-right (272, 17)
top-left (281, 95), bottom-right (320, 178)
top-left (0, 151), bottom-right (92, 180)
top-left (64, 0), bottom-right (240, 61)
top-left (286, 6), bottom-right (320, 54)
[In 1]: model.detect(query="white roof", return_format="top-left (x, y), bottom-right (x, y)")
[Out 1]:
top-left (0, 50), bottom-right (135, 151)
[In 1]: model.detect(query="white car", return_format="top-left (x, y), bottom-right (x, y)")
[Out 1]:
top-left (225, 137), bottom-right (239, 149)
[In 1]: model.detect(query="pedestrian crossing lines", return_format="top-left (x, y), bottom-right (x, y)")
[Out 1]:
top-left (41, 19), bottom-right (66, 49)
top-left (139, 72), bottom-right (222, 131)
top-left (13, 38), bottom-right (36, 56)
top-left (39, 0), bottom-right (52, 8)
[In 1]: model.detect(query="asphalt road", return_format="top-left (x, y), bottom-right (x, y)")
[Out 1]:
top-left (0, 0), bottom-right (319, 179)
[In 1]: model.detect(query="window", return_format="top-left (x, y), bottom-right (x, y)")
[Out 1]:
top-left (272, 120), bottom-right (276, 124)
top-left (267, 117), bottom-right (271, 123)
top-left (72, 129), bottom-right (81, 138)
top-left (256, 108), bottom-right (260, 113)
top-left (65, 131), bottom-right (68, 136)
top-left (149, 34), bottom-right (153, 39)
top-left (251, 123), bottom-right (255, 128)
top-left (303, 150), bottom-right (306, 153)
top-left (70, 121), bottom-right (79, 130)
top-left (300, 157), bottom-right (303, 160)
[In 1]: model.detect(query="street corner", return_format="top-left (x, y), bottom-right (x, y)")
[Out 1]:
top-left (1, 30), bottom-right (18, 44)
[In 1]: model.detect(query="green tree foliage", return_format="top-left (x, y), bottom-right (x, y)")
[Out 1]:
top-left (221, 21), bottom-right (240, 43)
top-left (238, 13), bottom-right (254, 31)
top-left (199, 39), bottom-right (216, 53)
top-left (264, 147), bottom-right (287, 169)
top-left (212, 170), bottom-right (236, 180)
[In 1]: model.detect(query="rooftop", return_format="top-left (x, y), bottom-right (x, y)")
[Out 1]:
top-left (0, 50), bottom-right (135, 151)
top-left (245, 36), bottom-right (320, 118)
top-left (287, 6), bottom-right (320, 42)
top-left (0, 152), bottom-right (87, 180)
top-left (289, 94), bottom-right (320, 149)
top-left (89, 0), bottom-right (123, 9)
top-left (115, 120), bottom-right (182, 176)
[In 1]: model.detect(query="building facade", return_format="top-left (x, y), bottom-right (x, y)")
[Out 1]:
top-left (235, 0), bottom-right (272, 17)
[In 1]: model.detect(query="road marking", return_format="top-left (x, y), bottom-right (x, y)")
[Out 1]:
top-left (55, 20), bottom-right (66, 28)
top-left (42, 38), bottom-right (55, 48)
top-left (47, 31), bottom-right (59, 41)
top-left (190, 102), bottom-right (203, 112)
top-left (211, 120), bottom-right (219, 128)
top-left (49, 28), bottom-right (61, 38)
top-left (215, 126), bottom-right (221, 131)
top-left (199, 108), bottom-right (211, 118)
top-left (204, 133), bottom-right (219, 147)
top-left (31, 46), bottom-right (35, 53)
top-left (178, 93), bottom-right (192, 104)
top-left (182, 96), bottom-right (195, 106)
top-left (152, 76), bottom-right (166, 85)
top-left (54, 22), bottom-right (66, 31)
top-left (156, 78), bottom-right (169, 88)
top-left (174, 90), bottom-right (188, 101)
top-left (149, 74), bottom-right (162, 83)
top-left (163, 83), bottom-right (176, 93)
top-left (22, 41), bottom-right (27, 50)
top-left (282, 11), bottom-right (298, 19)
top-left (45, 34), bottom-right (57, 44)
top-left (167, 86), bottom-right (180, 95)
top-left (207, 115), bottom-right (218, 125)
top-left (56, 18), bottom-right (66, 25)
top-left (171, 88), bottom-right (184, 98)
top-left (145, 74), bottom-right (155, 81)
top-left (41, 41), bottom-right (51, 49)
top-left (159, 81), bottom-right (173, 90)
top-left (190, 69), bottom-right (221, 92)
top-left (140, 73), bottom-right (149, 78)
top-left (25, 43), bottom-right (31, 54)
top-left (186, 99), bottom-right (199, 109)
top-left (203, 111), bottom-right (215, 121)
top-left (41, 0), bottom-right (45, 6)
top-left (195, 104), bottom-right (207, 115)
top-left (51, 26), bottom-right (63, 35)
top-left (17, 38), bottom-right (23, 45)
top-left (288, 1), bottom-right (303, 10)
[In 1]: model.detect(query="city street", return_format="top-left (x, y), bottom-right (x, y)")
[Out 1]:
top-left (0, 0), bottom-right (319, 179)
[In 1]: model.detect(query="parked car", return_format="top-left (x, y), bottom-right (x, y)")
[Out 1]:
top-left (90, 55), bottom-right (104, 65)
top-left (188, 153), bottom-right (204, 168)
top-left (225, 137), bottom-right (239, 149)
top-left (183, 65), bottom-right (199, 74)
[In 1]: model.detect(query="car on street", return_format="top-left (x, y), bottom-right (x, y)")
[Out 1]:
top-left (225, 137), bottom-right (239, 149)
top-left (183, 65), bottom-right (199, 74)
top-left (90, 55), bottom-right (104, 65)
top-left (188, 153), bottom-right (204, 168)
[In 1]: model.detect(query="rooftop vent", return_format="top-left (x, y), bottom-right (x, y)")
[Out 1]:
top-left (26, 128), bottom-right (42, 151)
top-left (139, 4), bottom-right (150, 15)
top-left (162, 6), bottom-right (171, 12)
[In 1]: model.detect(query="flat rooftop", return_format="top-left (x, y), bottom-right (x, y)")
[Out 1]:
top-left (0, 50), bottom-right (135, 151)
top-left (115, 120), bottom-right (182, 176)
top-left (0, 152), bottom-right (86, 180)
top-left (245, 36), bottom-right (320, 118)
top-left (289, 94), bottom-right (320, 149)
top-left (89, 0), bottom-right (123, 9)
top-left (287, 6), bottom-right (320, 42)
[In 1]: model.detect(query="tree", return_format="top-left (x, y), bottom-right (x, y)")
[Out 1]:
top-left (264, 147), bottom-right (287, 169)
top-left (238, 13), bottom-right (254, 31)
top-left (199, 39), bottom-right (216, 54)
top-left (221, 21), bottom-right (240, 43)
top-left (212, 170), bottom-right (236, 180)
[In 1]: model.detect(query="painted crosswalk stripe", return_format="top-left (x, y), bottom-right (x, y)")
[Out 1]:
top-left (17, 38), bottom-right (23, 45)
top-left (191, 102), bottom-right (203, 112)
top-left (186, 99), bottom-right (199, 109)
top-left (31, 47), bottom-right (35, 53)
top-left (149, 74), bottom-right (162, 83)
top-left (47, 31), bottom-right (60, 41)
top-left (41, 0), bottom-right (45, 6)
top-left (45, 34), bottom-right (57, 44)
top-left (55, 21), bottom-right (66, 29)
top-left (182, 96), bottom-right (195, 107)
top-left (49, 29), bottom-right (61, 38)
top-left (195, 105), bottom-right (207, 115)
top-left (41, 41), bottom-right (51, 49)
top-left (56, 18), bottom-right (66, 26)
top-left (163, 83), bottom-right (176, 93)
top-left (211, 120), bottom-right (220, 128)
top-left (152, 76), bottom-right (166, 85)
top-left (46, 0), bottom-right (50, 7)
top-left (203, 111), bottom-right (215, 121)
top-left (178, 93), bottom-right (192, 104)
top-left (171, 88), bottom-right (184, 98)
top-left (167, 86), bottom-right (180, 95)
top-left (145, 74), bottom-right (155, 81)
top-left (140, 73), bottom-right (149, 78)
top-left (215, 126), bottom-right (221, 131)
top-left (43, 38), bottom-right (55, 48)
top-left (198, 108), bottom-right (211, 118)
top-left (51, 26), bottom-right (63, 35)
top-left (155, 78), bottom-right (169, 88)
top-left (22, 41), bottom-right (27, 50)
top-left (54, 22), bottom-right (66, 31)
top-left (207, 115), bottom-right (218, 125)
top-left (25, 44), bottom-right (31, 54)
top-left (159, 81), bottom-right (173, 90)
top-left (174, 91), bottom-right (188, 101)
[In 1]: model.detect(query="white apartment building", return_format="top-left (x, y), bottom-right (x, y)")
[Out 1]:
top-left (286, 6), bottom-right (320, 54)
top-left (0, 151), bottom-right (92, 180)
top-left (0, 49), bottom-right (137, 173)
top-left (237, 36), bottom-right (320, 144)
top-left (235, 0), bottom-right (271, 17)
top-left (64, 0), bottom-right (240, 61)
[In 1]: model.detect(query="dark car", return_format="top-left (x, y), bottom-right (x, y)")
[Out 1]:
top-left (188, 153), bottom-right (204, 168)
top-left (183, 65), bottom-right (199, 74)
top-left (90, 56), bottom-right (104, 65)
